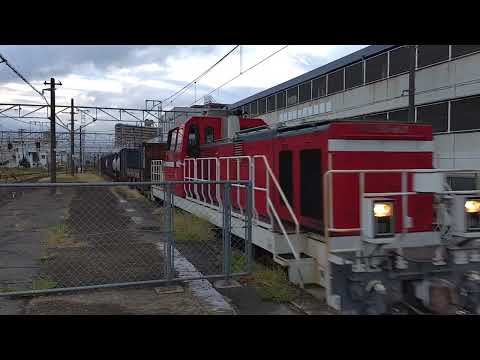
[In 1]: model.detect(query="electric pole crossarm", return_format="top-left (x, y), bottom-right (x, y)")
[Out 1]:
top-left (97, 108), bottom-right (119, 121)
top-left (22, 105), bottom-right (48, 118)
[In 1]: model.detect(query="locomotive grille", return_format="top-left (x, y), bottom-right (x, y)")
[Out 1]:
top-left (233, 140), bottom-right (244, 156)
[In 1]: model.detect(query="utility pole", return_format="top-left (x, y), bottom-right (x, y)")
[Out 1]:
top-left (408, 45), bottom-right (416, 123)
top-left (43, 77), bottom-right (62, 182)
top-left (70, 98), bottom-right (75, 176)
top-left (79, 127), bottom-right (83, 173)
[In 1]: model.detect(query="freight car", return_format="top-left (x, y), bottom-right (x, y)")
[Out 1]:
top-left (150, 110), bottom-right (480, 315)
top-left (100, 141), bottom-right (167, 183)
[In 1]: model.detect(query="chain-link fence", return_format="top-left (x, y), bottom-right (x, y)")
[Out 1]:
top-left (0, 180), bottom-right (252, 296)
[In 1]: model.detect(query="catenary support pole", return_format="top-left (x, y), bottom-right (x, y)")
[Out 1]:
top-left (408, 45), bottom-right (416, 123)
top-left (70, 98), bottom-right (75, 176)
top-left (49, 78), bottom-right (56, 182)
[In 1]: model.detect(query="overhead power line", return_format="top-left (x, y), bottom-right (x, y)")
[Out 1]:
top-left (162, 45), bottom-right (240, 106)
top-left (191, 45), bottom-right (289, 106)
top-left (0, 53), bottom-right (49, 103)
top-left (0, 52), bottom-right (68, 130)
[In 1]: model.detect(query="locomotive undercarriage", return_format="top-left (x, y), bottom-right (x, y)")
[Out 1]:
top-left (329, 241), bottom-right (480, 315)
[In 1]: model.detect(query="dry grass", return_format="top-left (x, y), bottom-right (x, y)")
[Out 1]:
top-left (46, 223), bottom-right (86, 249)
top-left (0, 167), bottom-right (48, 182)
top-left (38, 172), bottom-right (104, 183)
top-left (114, 186), bottom-right (149, 202)
top-left (173, 209), bottom-right (216, 243)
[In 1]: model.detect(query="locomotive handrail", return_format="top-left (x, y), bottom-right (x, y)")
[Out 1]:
top-left (180, 155), bottom-right (301, 260)
top-left (253, 155), bottom-right (300, 260)
top-left (218, 156), bottom-right (253, 217)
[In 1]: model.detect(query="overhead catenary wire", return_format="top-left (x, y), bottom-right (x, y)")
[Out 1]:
top-left (0, 52), bottom-right (68, 130)
top-left (191, 45), bottom-right (289, 106)
top-left (161, 45), bottom-right (240, 106)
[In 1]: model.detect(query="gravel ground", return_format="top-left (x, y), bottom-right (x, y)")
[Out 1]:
top-left (40, 187), bottom-right (166, 288)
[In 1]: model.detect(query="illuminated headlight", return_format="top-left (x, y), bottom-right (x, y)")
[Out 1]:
top-left (465, 199), bottom-right (480, 214)
top-left (465, 198), bottom-right (480, 231)
top-left (374, 203), bottom-right (393, 218)
top-left (373, 201), bottom-right (394, 237)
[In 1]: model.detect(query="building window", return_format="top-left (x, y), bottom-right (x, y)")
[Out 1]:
top-left (389, 46), bottom-right (410, 76)
top-left (365, 53), bottom-right (388, 83)
top-left (299, 81), bottom-right (312, 103)
top-left (242, 104), bottom-right (249, 115)
top-left (450, 96), bottom-right (480, 132)
top-left (276, 91), bottom-right (286, 109)
top-left (267, 95), bottom-right (276, 112)
top-left (205, 126), bottom-right (214, 144)
top-left (250, 101), bottom-right (258, 116)
top-left (363, 112), bottom-right (388, 121)
top-left (416, 102), bottom-right (449, 133)
top-left (327, 69), bottom-right (344, 95)
top-left (312, 76), bottom-right (326, 99)
top-left (287, 86), bottom-right (298, 107)
top-left (258, 98), bottom-right (266, 115)
top-left (388, 108), bottom-right (410, 123)
top-left (345, 61), bottom-right (364, 90)
top-left (417, 45), bottom-right (449, 68)
top-left (451, 45), bottom-right (480, 59)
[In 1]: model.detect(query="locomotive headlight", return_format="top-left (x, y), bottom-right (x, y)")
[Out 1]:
top-left (465, 199), bottom-right (480, 214)
top-left (374, 203), bottom-right (393, 218)
top-left (373, 201), bottom-right (394, 237)
top-left (465, 198), bottom-right (480, 232)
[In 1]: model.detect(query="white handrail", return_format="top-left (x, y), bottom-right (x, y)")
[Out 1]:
top-left (181, 155), bottom-right (301, 260)
top-left (253, 155), bottom-right (300, 234)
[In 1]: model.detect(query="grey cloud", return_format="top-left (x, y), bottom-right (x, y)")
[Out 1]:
top-left (0, 45), bottom-right (215, 84)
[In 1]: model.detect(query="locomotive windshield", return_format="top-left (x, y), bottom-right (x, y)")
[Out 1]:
top-left (168, 128), bottom-right (178, 151)
top-left (175, 126), bottom-right (184, 152)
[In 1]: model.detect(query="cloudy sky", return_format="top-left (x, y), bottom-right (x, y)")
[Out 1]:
top-left (0, 45), bottom-right (367, 134)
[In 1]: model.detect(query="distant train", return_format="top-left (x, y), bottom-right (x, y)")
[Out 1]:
top-left (100, 141), bottom-right (167, 183)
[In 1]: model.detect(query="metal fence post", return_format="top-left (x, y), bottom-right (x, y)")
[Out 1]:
top-left (245, 180), bottom-right (253, 274)
top-left (223, 182), bottom-right (232, 281)
top-left (164, 183), bottom-right (174, 283)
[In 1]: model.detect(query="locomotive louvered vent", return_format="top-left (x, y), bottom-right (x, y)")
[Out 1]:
top-left (233, 139), bottom-right (244, 156)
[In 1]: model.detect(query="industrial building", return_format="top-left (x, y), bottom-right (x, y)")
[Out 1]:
top-left (0, 138), bottom-right (49, 168)
top-left (114, 123), bottom-right (159, 148)
top-left (229, 45), bottom-right (480, 170)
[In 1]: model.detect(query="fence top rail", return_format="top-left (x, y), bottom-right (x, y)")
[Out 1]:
top-left (326, 168), bottom-right (480, 175)
top-left (0, 180), bottom-right (252, 188)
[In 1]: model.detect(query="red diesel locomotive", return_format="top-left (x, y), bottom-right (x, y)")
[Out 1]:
top-left (152, 111), bottom-right (480, 315)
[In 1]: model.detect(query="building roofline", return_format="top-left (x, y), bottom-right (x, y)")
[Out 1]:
top-left (228, 45), bottom-right (398, 109)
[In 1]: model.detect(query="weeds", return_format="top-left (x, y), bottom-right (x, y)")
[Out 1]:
top-left (231, 252), bottom-right (247, 273)
top-left (173, 210), bottom-right (215, 243)
top-left (250, 265), bottom-right (297, 303)
top-left (32, 277), bottom-right (58, 290)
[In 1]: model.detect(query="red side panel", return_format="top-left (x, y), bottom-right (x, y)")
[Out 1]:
top-left (239, 118), bottom-right (267, 130)
top-left (329, 122), bottom-right (433, 141)
top-left (331, 151), bottom-right (434, 234)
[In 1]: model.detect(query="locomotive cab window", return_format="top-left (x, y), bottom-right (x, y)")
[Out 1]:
top-left (205, 126), bottom-right (215, 144)
top-left (176, 127), bottom-right (184, 152)
top-left (187, 125), bottom-right (199, 157)
top-left (168, 128), bottom-right (178, 151)
top-left (300, 149), bottom-right (322, 221)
